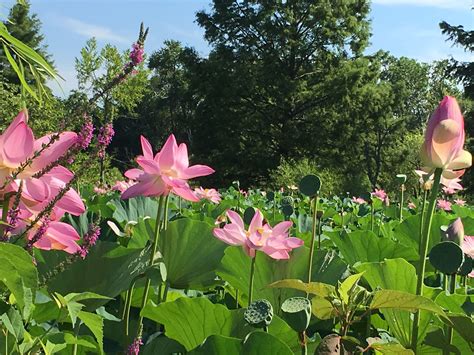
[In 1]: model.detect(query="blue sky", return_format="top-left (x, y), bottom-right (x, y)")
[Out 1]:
top-left (1, 0), bottom-right (472, 95)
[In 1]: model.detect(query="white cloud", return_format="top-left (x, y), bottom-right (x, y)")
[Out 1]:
top-left (61, 17), bottom-right (130, 44)
top-left (372, 0), bottom-right (471, 10)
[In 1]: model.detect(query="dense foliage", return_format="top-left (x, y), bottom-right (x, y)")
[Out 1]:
top-left (0, 2), bottom-right (473, 353)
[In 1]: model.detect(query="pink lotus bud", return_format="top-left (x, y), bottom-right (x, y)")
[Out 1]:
top-left (442, 217), bottom-right (464, 245)
top-left (421, 96), bottom-right (471, 170)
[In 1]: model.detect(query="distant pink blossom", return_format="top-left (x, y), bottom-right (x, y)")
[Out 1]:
top-left (194, 187), bottom-right (221, 203)
top-left (213, 209), bottom-right (303, 260)
top-left (442, 186), bottom-right (456, 195)
top-left (121, 135), bottom-right (214, 201)
top-left (352, 197), bottom-right (366, 204)
top-left (112, 180), bottom-right (135, 193)
top-left (437, 199), bottom-right (452, 211)
top-left (239, 189), bottom-right (248, 197)
top-left (454, 199), bottom-right (466, 206)
top-left (408, 202), bottom-right (416, 209)
top-left (371, 189), bottom-right (387, 201)
top-left (93, 186), bottom-right (108, 195)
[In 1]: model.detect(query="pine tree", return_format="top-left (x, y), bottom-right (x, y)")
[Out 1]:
top-left (0, 0), bottom-right (53, 84)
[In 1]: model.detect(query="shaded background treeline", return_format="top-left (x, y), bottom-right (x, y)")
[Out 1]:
top-left (1, 1), bottom-right (472, 196)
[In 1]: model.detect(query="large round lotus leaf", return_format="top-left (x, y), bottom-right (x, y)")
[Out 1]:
top-left (458, 256), bottom-right (473, 277)
top-left (280, 297), bottom-right (311, 332)
top-left (281, 204), bottom-right (293, 217)
top-left (243, 207), bottom-right (256, 225)
top-left (244, 299), bottom-right (273, 328)
top-left (429, 241), bottom-right (464, 274)
top-left (298, 175), bottom-right (321, 197)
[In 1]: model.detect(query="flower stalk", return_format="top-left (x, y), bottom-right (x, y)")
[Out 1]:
top-left (136, 195), bottom-right (166, 338)
top-left (248, 252), bottom-right (257, 306)
top-left (411, 168), bottom-right (442, 351)
top-left (307, 194), bottom-right (319, 285)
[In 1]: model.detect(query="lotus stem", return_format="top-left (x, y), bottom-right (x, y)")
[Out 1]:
top-left (307, 194), bottom-right (319, 286)
top-left (136, 195), bottom-right (166, 339)
top-left (370, 202), bottom-right (375, 232)
top-left (399, 184), bottom-right (405, 222)
top-left (248, 252), bottom-right (257, 306)
top-left (411, 168), bottom-right (442, 351)
top-left (443, 274), bottom-right (456, 355)
top-left (124, 281), bottom-right (135, 338)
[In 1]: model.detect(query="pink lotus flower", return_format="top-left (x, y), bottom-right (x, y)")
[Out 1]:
top-left (112, 180), bottom-right (135, 193)
top-left (461, 235), bottom-right (474, 278)
top-left (462, 236), bottom-right (474, 259)
top-left (454, 199), bottom-right (466, 206)
top-left (442, 186), bottom-right (456, 195)
top-left (415, 169), bottom-right (463, 191)
top-left (30, 220), bottom-right (81, 254)
top-left (194, 187), bottom-right (221, 203)
top-left (213, 209), bottom-right (303, 259)
top-left (420, 96), bottom-right (471, 177)
top-left (436, 199), bottom-right (452, 211)
top-left (371, 189), bottom-right (387, 201)
top-left (7, 206), bottom-right (81, 254)
top-left (93, 186), bottom-right (108, 195)
top-left (408, 202), bottom-right (416, 209)
top-left (121, 135), bottom-right (214, 201)
top-left (352, 197), bottom-right (366, 204)
top-left (0, 111), bottom-right (85, 217)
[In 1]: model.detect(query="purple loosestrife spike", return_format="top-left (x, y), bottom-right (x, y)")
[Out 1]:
top-left (78, 224), bottom-right (101, 259)
top-left (130, 42), bottom-right (144, 66)
top-left (77, 116), bottom-right (94, 150)
top-left (26, 217), bottom-right (51, 251)
top-left (97, 123), bottom-right (115, 159)
top-left (127, 338), bottom-right (142, 355)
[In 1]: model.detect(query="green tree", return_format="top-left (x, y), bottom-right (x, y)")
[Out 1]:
top-left (191, 0), bottom-right (371, 187)
top-left (357, 53), bottom-right (460, 190)
top-left (73, 37), bottom-right (149, 185)
top-left (0, 0), bottom-right (53, 85)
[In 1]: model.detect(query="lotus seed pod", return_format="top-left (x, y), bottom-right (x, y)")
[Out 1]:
top-left (429, 241), bottom-right (464, 274)
top-left (315, 334), bottom-right (341, 354)
top-left (396, 174), bottom-right (407, 184)
top-left (458, 256), bottom-right (473, 276)
top-left (244, 299), bottom-right (273, 328)
top-left (281, 297), bottom-right (311, 333)
top-left (281, 196), bottom-right (294, 206)
top-left (299, 175), bottom-right (321, 197)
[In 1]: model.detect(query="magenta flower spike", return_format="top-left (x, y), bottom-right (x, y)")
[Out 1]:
top-left (420, 96), bottom-right (472, 177)
top-left (121, 134), bottom-right (214, 201)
